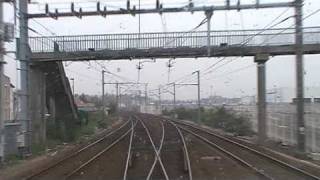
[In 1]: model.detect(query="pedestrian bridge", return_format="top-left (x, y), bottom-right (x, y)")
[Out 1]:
top-left (29, 26), bottom-right (320, 61)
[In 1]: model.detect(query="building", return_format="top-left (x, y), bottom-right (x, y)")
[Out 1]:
top-left (1, 75), bottom-right (15, 161)
top-left (140, 104), bottom-right (161, 115)
top-left (266, 86), bottom-right (320, 103)
top-left (2, 75), bottom-right (14, 121)
top-left (75, 99), bottom-right (98, 112)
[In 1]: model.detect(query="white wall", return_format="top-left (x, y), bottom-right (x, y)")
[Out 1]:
top-left (227, 103), bottom-right (320, 153)
top-left (140, 105), bottom-right (162, 115)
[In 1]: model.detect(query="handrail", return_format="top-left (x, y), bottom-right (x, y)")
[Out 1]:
top-left (29, 27), bottom-right (320, 53)
top-left (30, 26), bottom-right (320, 38)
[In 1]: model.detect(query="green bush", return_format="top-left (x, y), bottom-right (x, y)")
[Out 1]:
top-left (167, 106), bottom-right (254, 136)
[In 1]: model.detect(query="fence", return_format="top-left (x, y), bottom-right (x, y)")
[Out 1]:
top-left (227, 103), bottom-right (320, 153)
top-left (29, 27), bottom-right (320, 53)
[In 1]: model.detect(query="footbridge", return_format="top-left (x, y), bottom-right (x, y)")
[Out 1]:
top-left (29, 26), bottom-right (320, 61)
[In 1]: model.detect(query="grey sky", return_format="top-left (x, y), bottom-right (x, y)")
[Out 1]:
top-left (3, 0), bottom-right (320, 101)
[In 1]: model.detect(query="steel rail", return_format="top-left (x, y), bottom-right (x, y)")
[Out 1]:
top-left (25, 120), bottom-right (131, 180)
top-left (174, 120), bottom-right (320, 180)
top-left (166, 120), bottom-right (193, 180)
top-left (123, 117), bottom-right (135, 180)
top-left (178, 126), bottom-right (273, 180)
top-left (135, 115), bottom-right (169, 180)
top-left (146, 120), bottom-right (165, 180)
top-left (66, 120), bottom-right (136, 179)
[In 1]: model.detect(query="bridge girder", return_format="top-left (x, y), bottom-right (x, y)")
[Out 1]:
top-left (31, 44), bottom-right (320, 62)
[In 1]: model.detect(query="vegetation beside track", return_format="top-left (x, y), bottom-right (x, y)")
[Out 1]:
top-left (163, 106), bottom-right (254, 136)
top-left (49, 111), bottom-right (114, 144)
top-left (28, 110), bottom-right (116, 156)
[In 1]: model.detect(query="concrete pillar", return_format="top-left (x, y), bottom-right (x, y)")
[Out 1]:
top-left (295, 0), bottom-right (305, 153)
top-left (29, 66), bottom-right (46, 147)
top-left (254, 54), bottom-right (269, 144)
top-left (205, 10), bottom-right (213, 56)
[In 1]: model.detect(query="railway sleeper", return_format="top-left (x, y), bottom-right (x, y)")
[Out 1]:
top-left (132, 146), bottom-right (156, 152)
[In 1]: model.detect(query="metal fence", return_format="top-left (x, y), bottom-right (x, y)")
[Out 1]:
top-left (29, 27), bottom-right (320, 53)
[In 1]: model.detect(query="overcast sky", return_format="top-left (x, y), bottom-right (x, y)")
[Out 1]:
top-left (3, 0), bottom-right (320, 101)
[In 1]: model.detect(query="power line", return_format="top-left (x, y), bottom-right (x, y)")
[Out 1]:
top-left (194, 8), bottom-right (297, 80)
top-left (257, 7), bottom-right (320, 46)
top-left (203, 7), bottom-right (320, 78)
top-left (203, 64), bottom-right (255, 81)
top-left (31, 19), bottom-right (57, 36)
top-left (152, 7), bottom-right (299, 93)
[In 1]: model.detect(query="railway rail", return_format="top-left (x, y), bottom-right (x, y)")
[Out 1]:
top-left (25, 118), bottom-right (133, 180)
top-left (131, 114), bottom-right (192, 180)
top-left (66, 120), bottom-right (136, 179)
top-left (169, 118), bottom-right (320, 180)
top-left (21, 113), bottom-right (320, 180)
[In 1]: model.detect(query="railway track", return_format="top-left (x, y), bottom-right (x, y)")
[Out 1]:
top-left (66, 120), bottom-right (136, 179)
top-left (22, 113), bottom-right (320, 180)
top-left (127, 114), bottom-right (192, 180)
top-left (25, 118), bottom-right (133, 180)
top-left (169, 118), bottom-right (320, 180)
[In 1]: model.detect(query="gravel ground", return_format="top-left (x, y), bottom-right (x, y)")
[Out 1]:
top-left (0, 119), bottom-right (125, 180)
top-left (184, 133), bottom-right (263, 180)
top-left (3, 114), bottom-right (319, 180)
top-left (179, 123), bottom-right (318, 180)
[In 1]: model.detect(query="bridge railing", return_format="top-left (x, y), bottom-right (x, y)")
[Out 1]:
top-left (29, 27), bottom-right (320, 53)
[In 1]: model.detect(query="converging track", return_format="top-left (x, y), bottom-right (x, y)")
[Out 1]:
top-left (124, 115), bottom-right (192, 180)
top-left (23, 113), bottom-right (320, 180)
top-left (168, 117), bottom-right (320, 180)
top-left (25, 118), bottom-right (134, 180)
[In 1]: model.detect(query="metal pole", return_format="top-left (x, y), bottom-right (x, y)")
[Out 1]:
top-left (173, 83), bottom-right (176, 111)
top-left (18, 0), bottom-right (30, 152)
top-left (210, 85), bottom-right (213, 105)
top-left (119, 87), bottom-right (122, 111)
top-left (0, 1), bottom-right (5, 161)
top-left (70, 78), bottom-right (75, 95)
top-left (138, 89), bottom-right (142, 109)
top-left (116, 83), bottom-right (119, 113)
top-left (295, 0), bottom-right (305, 152)
top-left (197, 71), bottom-right (201, 123)
top-left (144, 84), bottom-right (148, 105)
top-left (257, 62), bottom-right (267, 144)
top-left (102, 70), bottom-right (105, 119)
top-left (205, 11), bottom-right (213, 56)
top-left (193, 70), bottom-right (201, 123)
top-left (72, 79), bottom-right (74, 95)
top-left (138, 0), bottom-right (141, 49)
top-left (158, 86), bottom-right (161, 111)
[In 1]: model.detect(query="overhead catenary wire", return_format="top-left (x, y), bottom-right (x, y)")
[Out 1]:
top-left (156, 7), bottom-right (292, 91)
top-left (151, 6), bottom-right (312, 99)
top-left (203, 64), bottom-right (255, 81)
top-left (194, 8), bottom-right (303, 81)
top-left (196, 8), bottom-right (320, 97)
top-left (13, 2), bottom-right (320, 98)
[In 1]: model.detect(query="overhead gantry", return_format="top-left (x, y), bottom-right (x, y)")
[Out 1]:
top-left (16, 0), bottom-right (310, 153)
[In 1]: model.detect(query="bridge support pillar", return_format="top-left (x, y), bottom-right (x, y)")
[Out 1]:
top-left (29, 65), bottom-right (47, 149)
top-left (205, 10), bottom-right (213, 56)
top-left (295, 0), bottom-right (305, 153)
top-left (254, 54), bottom-right (269, 145)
